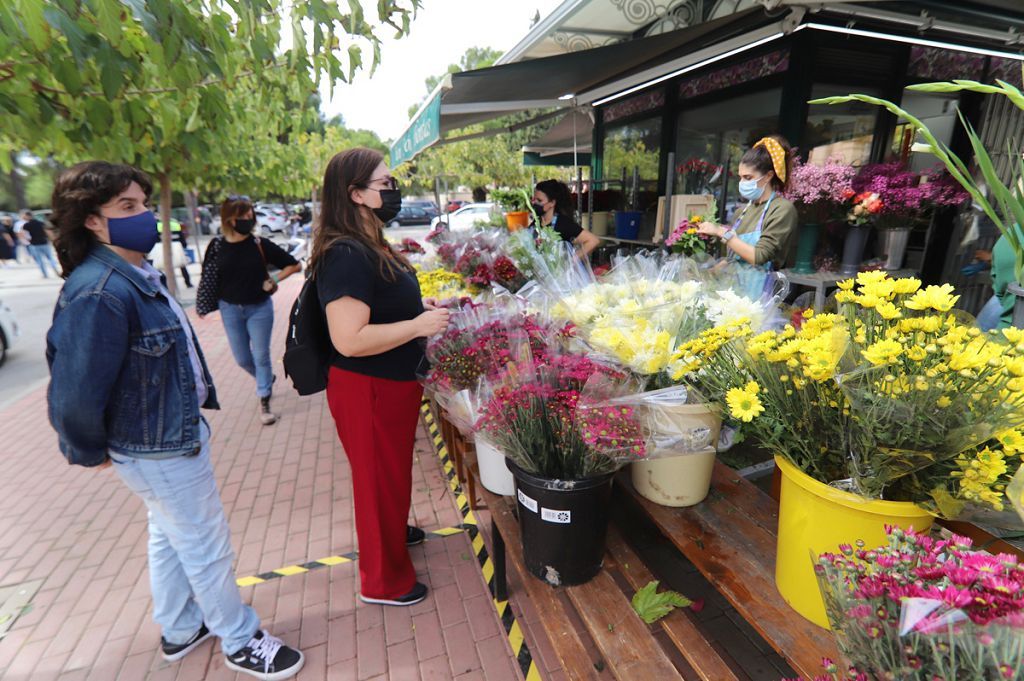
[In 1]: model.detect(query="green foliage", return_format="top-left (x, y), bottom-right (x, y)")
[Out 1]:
top-left (630, 581), bottom-right (692, 624)
top-left (603, 136), bottom-right (660, 181)
top-left (0, 0), bottom-right (418, 194)
top-left (812, 80), bottom-right (1024, 281)
top-left (490, 187), bottom-right (531, 211)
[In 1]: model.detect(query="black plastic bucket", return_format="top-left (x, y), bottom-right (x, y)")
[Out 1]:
top-left (507, 459), bottom-right (615, 587)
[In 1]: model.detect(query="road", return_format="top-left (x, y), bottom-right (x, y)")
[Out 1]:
top-left (0, 223), bottom-right (433, 411)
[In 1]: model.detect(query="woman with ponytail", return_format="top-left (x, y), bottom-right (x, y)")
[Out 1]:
top-left (697, 135), bottom-right (798, 270)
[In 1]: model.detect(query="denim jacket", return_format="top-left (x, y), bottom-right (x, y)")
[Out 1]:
top-left (46, 245), bottom-right (219, 467)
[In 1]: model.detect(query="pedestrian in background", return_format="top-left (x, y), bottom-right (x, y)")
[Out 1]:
top-left (0, 216), bottom-right (16, 266)
top-left (312, 147), bottom-right (450, 607)
top-left (45, 161), bottom-right (304, 679)
top-left (196, 197), bottom-right (301, 425)
top-left (21, 209), bottom-right (60, 278)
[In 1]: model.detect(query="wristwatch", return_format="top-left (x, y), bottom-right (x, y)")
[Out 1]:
top-left (721, 228), bottom-right (737, 242)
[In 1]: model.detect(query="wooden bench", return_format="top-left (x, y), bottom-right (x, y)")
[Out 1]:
top-left (431, 406), bottom-right (838, 679)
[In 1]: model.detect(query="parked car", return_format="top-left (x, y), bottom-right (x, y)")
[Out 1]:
top-left (403, 200), bottom-right (439, 219)
top-left (0, 298), bottom-right (20, 367)
top-left (255, 210), bottom-right (291, 235)
top-left (429, 203), bottom-right (496, 231)
top-left (446, 200), bottom-right (468, 213)
top-left (385, 206), bottom-right (435, 228)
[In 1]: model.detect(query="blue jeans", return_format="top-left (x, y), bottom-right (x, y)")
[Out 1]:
top-left (219, 298), bottom-right (275, 398)
top-left (28, 243), bottom-right (59, 277)
top-left (977, 294), bottom-right (1003, 331)
top-left (108, 430), bottom-right (259, 654)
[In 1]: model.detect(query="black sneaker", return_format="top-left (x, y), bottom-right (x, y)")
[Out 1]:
top-left (161, 623), bottom-right (213, 662)
top-left (225, 630), bottom-right (304, 680)
top-left (359, 581), bottom-right (428, 607)
top-left (406, 525), bottom-right (426, 546)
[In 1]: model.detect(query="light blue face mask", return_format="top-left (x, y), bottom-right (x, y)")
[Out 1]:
top-left (738, 177), bottom-right (766, 201)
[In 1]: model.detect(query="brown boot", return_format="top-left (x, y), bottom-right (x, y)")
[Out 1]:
top-left (259, 396), bottom-right (278, 426)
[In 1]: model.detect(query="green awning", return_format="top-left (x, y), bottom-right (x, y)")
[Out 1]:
top-left (390, 91), bottom-right (442, 166)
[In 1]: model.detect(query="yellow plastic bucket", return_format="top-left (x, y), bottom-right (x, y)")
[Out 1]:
top-left (774, 455), bottom-right (934, 629)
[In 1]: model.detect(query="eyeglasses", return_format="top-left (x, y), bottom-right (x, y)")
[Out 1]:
top-left (227, 194), bottom-right (251, 202)
top-left (362, 176), bottom-right (398, 191)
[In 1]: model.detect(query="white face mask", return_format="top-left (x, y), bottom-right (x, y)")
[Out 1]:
top-left (738, 176), bottom-right (766, 201)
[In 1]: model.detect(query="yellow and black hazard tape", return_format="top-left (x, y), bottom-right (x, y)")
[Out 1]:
top-left (235, 525), bottom-right (468, 588)
top-left (420, 401), bottom-right (540, 681)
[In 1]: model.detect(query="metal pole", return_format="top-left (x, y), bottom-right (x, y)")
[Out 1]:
top-left (433, 176), bottom-right (442, 219)
top-left (631, 166), bottom-right (640, 212)
top-left (718, 155), bottom-right (731, 223)
top-left (661, 152), bottom-right (675, 243)
top-left (576, 166), bottom-right (583, 223)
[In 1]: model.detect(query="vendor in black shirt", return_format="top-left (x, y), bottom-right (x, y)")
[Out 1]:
top-left (198, 197), bottom-right (300, 425)
top-left (312, 147), bottom-right (449, 608)
top-left (531, 179), bottom-right (600, 258)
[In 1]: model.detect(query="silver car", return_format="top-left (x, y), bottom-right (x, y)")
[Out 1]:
top-left (0, 298), bottom-right (20, 367)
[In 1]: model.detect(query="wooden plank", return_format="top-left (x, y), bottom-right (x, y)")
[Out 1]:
top-left (604, 526), bottom-right (740, 681)
top-left (709, 463), bottom-right (779, 534)
top-left (617, 474), bottom-right (838, 680)
top-left (938, 519), bottom-right (1024, 561)
top-left (564, 571), bottom-right (684, 681)
top-left (487, 495), bottom-right (610, 681)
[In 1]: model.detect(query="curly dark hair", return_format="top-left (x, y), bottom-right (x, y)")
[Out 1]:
top-left (535, 179), bottom-right (575, 219)
top-left (50, 161), bottom-right (153, 276)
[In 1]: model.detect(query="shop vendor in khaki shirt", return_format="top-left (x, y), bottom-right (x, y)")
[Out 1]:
top-left (698, 135), bottom-right (799, 270)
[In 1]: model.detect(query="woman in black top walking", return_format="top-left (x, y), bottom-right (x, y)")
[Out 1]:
top-left (198, 197), bottom-right (301, 425)
top-left (312, 147), bottom-right (449, 606)
top-left (531, 179), bottom-right (600, 257)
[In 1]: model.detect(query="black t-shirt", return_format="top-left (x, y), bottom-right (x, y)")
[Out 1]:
top-left (534, 213), bottom-right (583, 243)
top-left (316, 240), bottom-right (425, 382)
top-left (211, 236), bottom-right (297, 305)
top-left (24, 219), bottom-right (49, 245)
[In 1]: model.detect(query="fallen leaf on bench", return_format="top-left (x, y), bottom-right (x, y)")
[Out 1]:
top-left (631, 580), bottom-right (692, 624)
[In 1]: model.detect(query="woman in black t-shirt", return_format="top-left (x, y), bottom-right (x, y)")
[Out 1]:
top-left (198, 198), bottom-right (301, 425)
top-left (531, 179), bottom-right (600, 258)
top-left (312, 147), bottom-right (449, 608)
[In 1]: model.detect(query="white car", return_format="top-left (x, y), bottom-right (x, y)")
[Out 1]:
top-left (255, 210), bottom-right (291, 235)
top-left (429, 203), bottom-right (497, 232)
top-left (0, 298), bottom-right (20, 367)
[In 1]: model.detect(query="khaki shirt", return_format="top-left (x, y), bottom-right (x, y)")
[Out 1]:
top-left (734, 195), bottom-right (799, 269)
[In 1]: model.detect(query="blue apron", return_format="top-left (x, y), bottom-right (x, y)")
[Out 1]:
top-left (729, 193), bottom-right (776, 300)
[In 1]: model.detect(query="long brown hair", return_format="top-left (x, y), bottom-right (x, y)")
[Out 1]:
top-left (220, 197), bottom-right (253, 238)
top-left (310, 147), bottom-right (409, 279)
top-left (50, 161), bottom-right (153, 277)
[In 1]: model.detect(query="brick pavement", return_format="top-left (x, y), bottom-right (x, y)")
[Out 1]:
top-left (0, 277), bottom-right (531, 681)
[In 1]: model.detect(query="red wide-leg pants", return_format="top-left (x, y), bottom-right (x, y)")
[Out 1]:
top-left (326, 366), bottom-right (423, 599)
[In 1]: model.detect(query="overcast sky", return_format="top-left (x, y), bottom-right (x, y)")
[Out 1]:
top-left (321, 0), bottom-right (564, 142)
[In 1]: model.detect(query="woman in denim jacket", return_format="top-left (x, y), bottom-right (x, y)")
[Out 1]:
top-left (45, 162), bottom-right (303, 680)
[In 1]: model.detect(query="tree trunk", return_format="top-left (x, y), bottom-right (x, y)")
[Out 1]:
top-left (9, 151), bottom-right (26, 209)
top-left (158, 172), bottom-right (177, 298)
top-left (311, 186), bottom-right (318, 222)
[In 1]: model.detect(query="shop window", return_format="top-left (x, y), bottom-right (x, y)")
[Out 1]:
top-left (891, 90), bottom-right (959, 173)
top-left (804, 84), bottom-right (880, 166)
top-left (674, 88), bottom-right (782, 202)
top-left (602, 116), bottom-right (662, 188)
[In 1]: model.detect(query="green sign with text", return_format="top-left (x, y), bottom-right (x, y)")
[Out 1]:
top-left (390, 92), bottom-right (441, 166)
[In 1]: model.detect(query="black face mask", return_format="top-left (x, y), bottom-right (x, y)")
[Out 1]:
top-left (234, 218), bottom-right (256, 235)
top-left (531, 202), bottom-right (546, 216)
top-left (373, 188), bottom-right (402, 222)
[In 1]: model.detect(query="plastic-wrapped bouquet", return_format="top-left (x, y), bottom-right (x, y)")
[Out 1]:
top-left (814, 526), bottom-right (1024, 681)
top-left (475, 351), bottom-right (645, 479)
top-left (415, 266), bottom-right (472, 302)
top-left (665, 214), bottom-right (716, 257)
top-left (672, 271), bottom-right (1024, 510)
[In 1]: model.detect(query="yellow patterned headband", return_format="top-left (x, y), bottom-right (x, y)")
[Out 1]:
top-left (754, 137), bottom-right (787, 183)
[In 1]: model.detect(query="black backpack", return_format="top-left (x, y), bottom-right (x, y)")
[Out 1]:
top-left (283, 271), bottom-right (332, 395)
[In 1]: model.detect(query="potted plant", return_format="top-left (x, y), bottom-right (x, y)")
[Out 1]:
top-left (491, 187), bottom-right (532, 231)
top-left (784, 157), bottom-right (856, 274)
top-left (476, 353), bottom-right (646, 586)
top-left (673, 272), bottom-right (1024, 627)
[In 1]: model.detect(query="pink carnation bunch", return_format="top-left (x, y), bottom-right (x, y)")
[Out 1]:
top-left (813, 526), bottom-right (1024, 680)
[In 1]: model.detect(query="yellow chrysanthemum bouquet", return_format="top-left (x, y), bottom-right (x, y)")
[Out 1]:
top-left (415, 266), bottom-right (473, 302)
top-left (673, 271), bottom-right (1024, 512)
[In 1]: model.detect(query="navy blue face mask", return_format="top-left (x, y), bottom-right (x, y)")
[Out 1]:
top-left (106, 210), bottom-right (160, 253)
